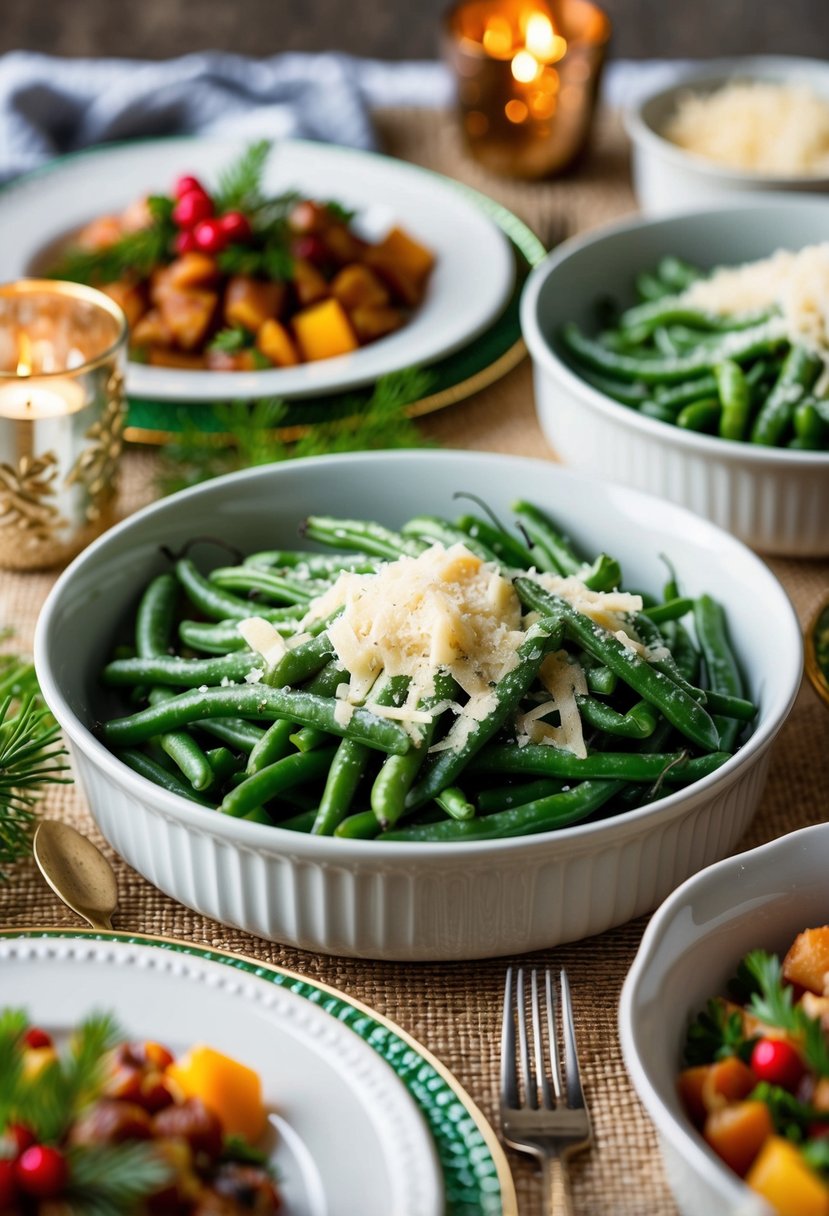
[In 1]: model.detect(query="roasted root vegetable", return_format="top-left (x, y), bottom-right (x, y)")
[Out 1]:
top-left (48, 141), bottom-right (435, 371)
top-left (167, 1044), bottom-right (267, 1143)
top-left (680, 929), bottom-right (829, 1214)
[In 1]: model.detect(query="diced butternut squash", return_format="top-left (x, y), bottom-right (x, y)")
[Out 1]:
top-left (101, 280), bottom-right (147, 328)
top-left (132, 309), bottom-right (174, 348)
top-left (815, 1077), bottom-right (829, 1112)
top-left (701, 1056), bottom-right (756, 1112)
top-left (746, 1136), bottom-right (829, 1216)
top-left (323, 223), bottom-right (366, 265)
top-left (331, 264), bottom-right (389, 310)
top-left (256, 319), bottom-right (300, 367)
top-left (677, 1065), bottom-right (711, 1128)
top-left (166, 253), bottom-right (220, 290)
top-left (166, 1045), bottom-right (266, 1142)
top-left (293, 299), bottom-right (358, 362)
top-left (703, 1101), bottom-right (773, 1177)
top-left (158, 289), bottom-right (218, 350)
top-left (348, 305), bottom-right (404, 344)
top-left (362, 256), bottom-right (423, 308)
top-left (292, 259), bottom-right (329, 308)
top-left (367, 226), bottom-right (434, 285)
top-left (224, 276), bottom-right (286, 332)
top-left (784, 928), bottom-right (829, 995)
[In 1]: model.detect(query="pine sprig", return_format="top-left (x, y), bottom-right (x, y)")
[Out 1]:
top-left (50, 198), bottom-right (175, 287)
top-left (66, 1141), bottom-right (173, 1216)
top-left (154, 367), bottom-right (434, 497)
top-left (214, 139), bottom-right (272, 213)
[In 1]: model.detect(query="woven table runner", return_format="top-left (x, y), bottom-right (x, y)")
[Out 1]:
top-left (2, 107), bottom-right (828, 1216)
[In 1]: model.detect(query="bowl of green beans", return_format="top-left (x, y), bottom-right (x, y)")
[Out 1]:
top-left (33, 451), bottom-right (802, 960)
top-left (521, 198), bottom-right (829, 556)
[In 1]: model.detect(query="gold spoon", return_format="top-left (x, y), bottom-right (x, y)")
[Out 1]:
top-left (805, 595), bottom-right (829, 712)
top-left (33, 820), bottom-right (119, 931)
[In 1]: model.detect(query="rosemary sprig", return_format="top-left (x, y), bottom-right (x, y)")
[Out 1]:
top-left (50, 196), bottom-right (175, 286)
top-left (154, 367), bottom-right (433, 497)
top-left (214, 139), bottom-right (271, 213)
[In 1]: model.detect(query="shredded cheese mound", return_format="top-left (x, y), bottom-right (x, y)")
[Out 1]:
top-left (682, 244), bottom-right (829, 370)
top-left (517, 651), bottom-right (589, 757)
top-left (663, 81), bottom-right (829, 176)
top-left (237, 616), bottom-right (288, 666)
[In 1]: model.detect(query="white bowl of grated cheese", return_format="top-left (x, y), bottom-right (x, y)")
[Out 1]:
top-left (521, 198), bottom-right (829, 555)
top-left (625, 56), bottom-right (829, 215)
top-left (34, 450), bottom-right (801, 960)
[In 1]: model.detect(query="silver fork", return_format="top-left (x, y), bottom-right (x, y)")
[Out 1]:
top-left (500, 967), bottom-right (592, 1215)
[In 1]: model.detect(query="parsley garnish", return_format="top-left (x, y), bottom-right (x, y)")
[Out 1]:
top-left (684, 997), bottom-right (756, 1066)
top-left (743, 950), bottom-right (829, 1077)
top-left (749, 1081), bottom-right (823, 1141)
top-left (209, 327), bottom-right (252, 354)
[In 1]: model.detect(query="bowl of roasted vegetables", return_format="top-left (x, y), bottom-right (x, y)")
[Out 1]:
top-left (520, 197), bottom-right (829, 555)
top-left (33, 450), bottom-right (801, 960)
top-left (6, 137), bottom-right (513, 402)
top-left (621, 823), bottom-right (829, 1216)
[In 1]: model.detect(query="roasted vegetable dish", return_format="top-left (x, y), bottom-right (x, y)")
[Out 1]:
top-left (49, 141), bottom-right (435, 371)
top-left (0, 1010), bottom-right (280, 1214)
top-left (680, 928), bottom-right (829, 1215)
top-left (96, 499), bottom-right (755, 842)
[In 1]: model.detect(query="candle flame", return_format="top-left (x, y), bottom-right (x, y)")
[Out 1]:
top-left (511, 49), bottom-right (540, 83)
top-left (524, 11), bottom-right (567, 63)
top-left (16, 334), bottom-right (32, 377)
top-left (482, 14), bottom-right (514, 58)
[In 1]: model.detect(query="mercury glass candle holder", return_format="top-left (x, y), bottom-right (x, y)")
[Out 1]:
top-left (0, 280), bottom-right (128, 570)
top-left (444, 0), bottom-right (611, 179)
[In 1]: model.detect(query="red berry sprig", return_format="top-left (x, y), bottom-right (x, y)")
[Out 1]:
top-left (15, 1145), bottom-right (68, 1199)
top-left (169, 172), bottom-right (254, 256)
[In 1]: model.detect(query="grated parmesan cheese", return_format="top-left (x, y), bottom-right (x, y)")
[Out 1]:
top-left (663, 81), bottom-right (829, 176)
top-left (237, 616), bottom-right (288, 667)
top-left (682, 244), bottom-right (829, 371)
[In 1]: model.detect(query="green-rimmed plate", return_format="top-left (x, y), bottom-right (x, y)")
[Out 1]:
top-left (0, 929), bottom-right (516, 1216)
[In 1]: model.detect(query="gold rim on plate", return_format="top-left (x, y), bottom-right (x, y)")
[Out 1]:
top-left (0, 925), bottom-right (518, 1216)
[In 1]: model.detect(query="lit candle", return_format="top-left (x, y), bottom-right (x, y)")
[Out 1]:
top-left (444, 0), bottom-right (611, 178)
top-left (0, 281), bottom-right (128, 570)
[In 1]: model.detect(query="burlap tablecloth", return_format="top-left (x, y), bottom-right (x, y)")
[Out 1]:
top-left (2, 108), bottom-right (828, 1216)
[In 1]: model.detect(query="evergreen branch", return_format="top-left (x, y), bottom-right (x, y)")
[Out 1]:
top-left (49, 218), bottom-right (174, 287)
top-left (66, 1141), bottom-right (172, 1215)
top-left (214, 139), bottom-right (272, 213)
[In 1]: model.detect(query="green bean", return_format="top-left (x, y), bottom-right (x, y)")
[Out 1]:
top-left (751, 346), bottom-right (822, 446)
top-left (560, 318), bottom-right (788, 384)
top-left (147, 689), bottom-right (214, 791)
top-left (290, 725), bottom-right (329, 752)
top-left (179, 620), bottom-right (251, 654)
top-left (175, 558), bottom-right (299, 623)
top-left (794, 399), bottom-right (828, 447)
top-left (636, 271), bottom-right (670, 302)
top-left (401, 515), bottom-right (502, 565)
top-left (334, 810), bottom-right (382, 840)
top-left (434, 785), bottom-right (475, 821)
top-left (301, 516), bottom-right (427, 560)
top-left (640, 401), bottom-right (682, 424)
top-left (511, 500), bottom-right (582, 575)
top-left (657, 256), bottom-right (700, 292)
top-left (477, 777), bottom-right (565, 814)
top-left (654, 373), bottom-right (718, 409)
top-left (193, 717), bottom-right (265, 753)
top-left (715, 360), bottom-right (751, 441)
top-left (703, 690), bottom-right (756, 722)
top-left (384, 780), bottom-right (623, 842)
top-left (243, 549), bottom-right (378, 574)
top-left (514, 580), bottom-right (719, 751)
top-left (117, 748), bottom-right (213, 806)
top-left (407, 621), bottom-right (562, 808)
top-left (573, 367), bottom-right (651, 408)
top-left (220, 747), bottom-right (337, 819)
top-left (577, 695), bottom-right (658, 739)
top-left (276, 808), bottom-right (319, 833)
top-left (618, 296), bottom-right (771, 341)
top-left (101, 685), bottom-right (412, 754)
top-left (667, 621), bottom-right (701, 684)
top-left (455, 514), bottom-right (537, 569)
top-left (582, 657), bottom-right (618, 696)
top-left (136, 573), bottom-right (178, 660)
top-left (102, 652), bottom-right (262, 689)
top-left (469, 744), bottom-right (730, 782)
top-left (246, 719), bottom-right (296, 774)
top-left (205, 747), bottom-right (241, 784)
top-left (645, 597), bottom-right (693, 624)
top-left (676, 398), bottom-right (721, 432)
top-left (209, 566), bottom-right (327, 604)
top-left (582, 554), bottom-right (622, 592)
top-left (694, 595), bottom-right (747, 751)
top-left (263, 631), bottom-right (337, 689)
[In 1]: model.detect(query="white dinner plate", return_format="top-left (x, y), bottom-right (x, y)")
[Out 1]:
top-left (0, 933), bottom-right (443, 1216)
top-left (0, 137), bottom-right (515, 401)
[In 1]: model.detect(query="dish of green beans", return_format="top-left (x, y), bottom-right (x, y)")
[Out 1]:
top-left (97, 499), bottom-right (757, 843)
top-left (559, 255), bottom-right (829, 450)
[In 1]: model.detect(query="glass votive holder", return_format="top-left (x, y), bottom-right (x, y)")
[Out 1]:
top-left (0, 280), bottom-right (128, 570)
top-left (443, 0), bottom-right (611, 179)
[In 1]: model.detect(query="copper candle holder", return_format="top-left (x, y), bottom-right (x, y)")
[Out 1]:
top-left (0, 280), bottom-right (128, 570)
top-left (444, 0), bottom-right (611, 179)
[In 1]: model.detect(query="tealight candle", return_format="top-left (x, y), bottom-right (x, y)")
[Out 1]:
top-left (444, 0), bottom-right (611, 178)
top-left (0, 281), bottom-right (128, 570)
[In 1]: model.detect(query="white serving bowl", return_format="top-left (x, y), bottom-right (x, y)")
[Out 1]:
top-left (619, 823), bottom-right (829, 1216)
top-left (625, 55), bottom-right (829, 215)
top-left (34, 451), bottom-right (802, 961)
top-left (521, 199), bottom-right (829, 556)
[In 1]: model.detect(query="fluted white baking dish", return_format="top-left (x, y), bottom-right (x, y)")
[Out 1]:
top-left (34, 451), bottom-right (802, 959)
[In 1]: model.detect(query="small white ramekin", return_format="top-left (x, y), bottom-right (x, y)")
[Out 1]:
top-left (624, 55), bottom-right (829, 216)
top-left (620, 823), bottom-right (829, 1216)
top-left (34, 452), bottom-right (802, 960)
top-left (521, 199), bottom-right (829, 557)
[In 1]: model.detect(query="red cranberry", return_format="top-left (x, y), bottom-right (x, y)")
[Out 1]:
top-left (192, 218), bottom-right (229, 255)
top-left (218, 211), bottom-right (252, 242)
top-left (173, 229), bottom-right (199, 255)
top-left (23, 1027), bottom-right (52, 1050)
top-left (7, 1124), bottom-right (35, 1156)
top-left (174, 174), bottom-right (206, 200)
top-left (750, 1037), bottom-right (804, 1092)
top-left (290, 234), bottom-right (328, 266)
top-left (172, 189), bottom-right (214, 229)
top-left (15, 1145), bottom-right (68, 1198)
top-left (0, 1159), bottom-right (18, 1206)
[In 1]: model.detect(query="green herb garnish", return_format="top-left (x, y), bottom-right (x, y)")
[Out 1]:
top-left (684, 997), bottom-right (756, 1066)
top-left (209, 327), bottom-right (253, 354)
top-left (214, 139), bottom-right (271, 213)
top-left (744, 950), bottom-right (829, 1078)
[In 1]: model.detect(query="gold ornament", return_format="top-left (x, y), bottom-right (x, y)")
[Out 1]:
top-left (66, 369), bottom-right (126, 522)
top-left (0, 451), bottom-right (66, 545)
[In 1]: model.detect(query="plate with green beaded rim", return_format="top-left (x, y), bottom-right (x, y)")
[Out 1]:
top-left (0, 929), bottom-right (517, 1216)
top-left (0, 136), bottom-right (517, 405)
